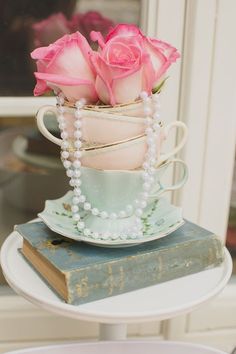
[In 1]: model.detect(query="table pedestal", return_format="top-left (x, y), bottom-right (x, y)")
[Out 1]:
top-left (99, 323), bottom-right (127, 340)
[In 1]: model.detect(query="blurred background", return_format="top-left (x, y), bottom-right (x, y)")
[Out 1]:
top-left (0, 0), bottom-right (235, 352)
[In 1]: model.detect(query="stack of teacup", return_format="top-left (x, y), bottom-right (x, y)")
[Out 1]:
top-left (36, 93), bottom-right (188, 241)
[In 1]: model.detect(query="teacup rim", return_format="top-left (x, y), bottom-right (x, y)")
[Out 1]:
top-left (64, 99), bottom-right (143, 110)
top-left (80, 159), bottom-right (172, 174)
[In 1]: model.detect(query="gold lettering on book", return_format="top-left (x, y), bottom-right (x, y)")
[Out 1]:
top-left (76, 276), bottom-right (89, 297)
top-left (119, 266), bottom-right (125, 290)
top-left (108, 264), bottom-right (114, 295)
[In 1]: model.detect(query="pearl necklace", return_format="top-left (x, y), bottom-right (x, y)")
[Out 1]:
top-left (57, 91), bottom-right (161, 241)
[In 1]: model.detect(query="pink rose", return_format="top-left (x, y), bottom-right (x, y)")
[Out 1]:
top-left (91, 24), bottom-right (180, 101)
top-left (68, 11), bottom-right (114, 44)
top-left (32, 13), bottom-right (70, 47)
top-left (31, 32), bottom-right (98, 103)
top-left (90, 27), bottom-right (155, 105)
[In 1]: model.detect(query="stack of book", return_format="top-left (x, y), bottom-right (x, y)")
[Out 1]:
top-left (16, 220), bottom-right (224, 305)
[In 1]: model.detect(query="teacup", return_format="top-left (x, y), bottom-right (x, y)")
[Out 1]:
top-left (36, 103), bottom-right (187, 146)
top-left (79, 158), bottom-right (188, 212)
top-left (36, 104), bottom-right (187, 170)
top-left (80, 129), bottom-right (186, 170)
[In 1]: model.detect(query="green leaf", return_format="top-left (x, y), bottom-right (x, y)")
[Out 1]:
top-left (152, 77), bottom-right (169, 94)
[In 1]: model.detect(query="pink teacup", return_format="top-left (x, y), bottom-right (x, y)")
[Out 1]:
top-left (36, 102), bottom-right (148, 145)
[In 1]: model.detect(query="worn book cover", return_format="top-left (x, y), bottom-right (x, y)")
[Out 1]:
top-left (16, 221), bottom-right (224, 305)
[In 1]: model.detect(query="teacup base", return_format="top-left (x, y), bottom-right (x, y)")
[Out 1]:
top-left (38, 191), bottom-right (184, 247)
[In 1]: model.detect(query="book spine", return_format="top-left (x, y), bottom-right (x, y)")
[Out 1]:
top-left (65, 236), bottom-right (224, 305)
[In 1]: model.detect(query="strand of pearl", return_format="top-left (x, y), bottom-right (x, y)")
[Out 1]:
top-left (57, 92), bottom-right (161, 241)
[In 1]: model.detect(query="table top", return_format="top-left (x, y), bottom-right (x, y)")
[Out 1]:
top-left (4, 340), bottom-right (227, 354)
top-left (0, 231), bottom-right (232, 324)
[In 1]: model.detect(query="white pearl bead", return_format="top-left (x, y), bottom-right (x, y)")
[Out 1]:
top-left (145, 127), bottom-right (153, 135)
top-left (74, 140), bottom-right (82, 149)
top-left (130, 233), bottom-right (137, 239)
top-left (140, 91), bottom-right (148, 100)
top-left (84, 202), bottom-right (91, 210)
top-left (119, 210), bottom-right (126, 218)
top-left (71, 205), bottom-right (79, 213)
top-left (92, 232), bottom-right (99, 239)
top-left (75, 110), bottom-right (82, 119)
top-left (111, 233), bottom-right (119, 240)
top-left (74, 179), bottom-right (81, 187)
top-left (74, 150), bottom-right (82, 158)
top-left (73, 169), bottom-right (81, 178)
top-left (69, 179), bottom-right (75, 187)
top-left (149, 176), bottom-right (154, 184)
top-left (74, 130), bottom-right (82, 139)
top-left (73, 213), bottom-right (80, 221)
top-left (66, 169), bottom-right (74, 178)
top-left (61, 151), bottom-right (69, 159)
top-left (120, 234), bottom-right (127, 240)
top-left (135, 217), bottom-right (142, 225)
top-left (61, 131), bottom-right (68, 139)
top-left (126, 205), bottom-right (133, 214)
top-left (153, 123), bottom-right (160, 131)
top-left (61, 141), bottom-right (69, 150)
top-left (76, 98), bottom-right (86, 108)
top-left (110, 213), bottom-right (117, 220)
top-left (102, 232), bottom-right (110, 240)
top-left (92, 208), bottom-right (99, 216)
top-left (135, 209), bottom-right (143, 217)
top-left (142, 171), bottom-right (149, 180)
top-left (143, 182), bottom-right (151, 191)
top-left (77, 221), bottom-right (85, 230)
top-left (74, 188), bottom-right (81, 196)
top-left (140, 200), bottom-right (147, 209)
top-left (72, 196), bottom-right (80, 205)
top-left (78, 195), bottom-right (86, 203)
top-left (74, 119), bottom-right (82, 128)
top-left (153, 112), bottom-right (160, 120)
top-left (134, 199), bottom-right (140, 207)
top-left (100, 211), bottom-right (108, 219)
top-left (84, 228), bottom-right (90, 236)
top-left (148, 157), bottom-right (156, 166)
top-left (63, 160), bottom-right (71, 169)
top-left (74, 142), bottom-right (82, 150)
top-left (147, 137), bottom-right (154, 146)
top-left (59, 122), bottom-right (66, 130)
top-left (148, 167), bottom-right (156, 175)
top-left (57, 115), bottom-right (64, 124)
top-left (143, 106), bottom-right (152, 115)
top-left (73, 160), bottom-right (81, 168)
top-left (141, 192), bottom-right (149, 200)
top-left (142, 162), bottom-right (149, 170)
top-left (145, 117), bottom-right (153, 126)
top-left (148, 147), bottom-right (156, 156)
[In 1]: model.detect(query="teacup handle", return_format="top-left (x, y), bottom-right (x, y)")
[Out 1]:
top-left (36, 105), bottom-right (63, 146)
top-left (150, 158), bottom-right (188, 198)
top-left (158, 121), bottom-right (188, 165)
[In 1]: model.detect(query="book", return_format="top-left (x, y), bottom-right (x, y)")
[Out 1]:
top-left (16, 220), bottom-right (224, 305)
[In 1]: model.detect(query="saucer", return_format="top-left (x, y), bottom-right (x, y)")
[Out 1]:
top-left (12, 136), bottom-right (62, 170)
top-left (38, 191), bottom-right (184, 247)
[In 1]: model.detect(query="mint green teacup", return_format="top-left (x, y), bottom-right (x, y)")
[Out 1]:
top-left (80, 158), bottom-right (188, 213)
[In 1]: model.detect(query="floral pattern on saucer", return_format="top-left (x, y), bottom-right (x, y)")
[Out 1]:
top-left (38, 191), bottom-right (184, 247)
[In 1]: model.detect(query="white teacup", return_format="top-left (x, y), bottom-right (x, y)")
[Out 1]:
top-left (36, 103), bottom-right (188, 146)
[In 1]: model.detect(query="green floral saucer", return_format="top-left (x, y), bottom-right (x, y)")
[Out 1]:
top-left (38, 191), bottom-right (184, 247)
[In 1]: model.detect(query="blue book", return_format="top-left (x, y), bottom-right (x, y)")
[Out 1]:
top-left (16, 221), bottom-right (224, 305)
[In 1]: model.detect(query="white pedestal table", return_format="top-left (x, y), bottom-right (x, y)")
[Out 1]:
top-left (0, 231), bottom-right (233, 353)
